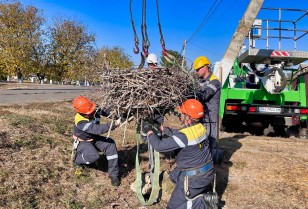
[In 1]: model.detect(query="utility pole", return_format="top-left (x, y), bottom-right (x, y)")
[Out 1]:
top-left (181, 40), bottom-right (187, 69)
top-left (218, 0), bottom-right (264, 134)
top-left (219, 0), bottom-right (264, 85)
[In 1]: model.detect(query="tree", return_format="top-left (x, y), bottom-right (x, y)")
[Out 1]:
top-left (0, 1), bottom-right (44, 78)
top-left (94, 46), bottom-right (133, 70)
top-left (29, 26), bottom-right (48, 82)
top-left (48, 17), bottom-right (95, 81)
top-left (160, 50), bottom-right (186, 69)
top-left (72, 46), bottom-right (133, 85)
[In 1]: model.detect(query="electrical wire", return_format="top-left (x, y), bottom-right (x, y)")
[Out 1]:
top-left (190, 0), bottom-right (245, 45)
top-left (186, 0), bottom-right (224, 44)
top-left (189, 42), bottom-right (223, 57)
top-left (189, 0), bottom-right (225, 45)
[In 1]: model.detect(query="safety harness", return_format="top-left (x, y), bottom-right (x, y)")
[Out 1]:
top-left (179, 123), bottom-right (219, 209)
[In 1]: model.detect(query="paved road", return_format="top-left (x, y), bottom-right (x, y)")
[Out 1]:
top-left (0, 84), bottom-right (98, 106)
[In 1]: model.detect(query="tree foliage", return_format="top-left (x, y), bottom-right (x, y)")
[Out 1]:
top-left (95, 46), bottom-right (134, 69)
top-left (160, 50), bottom-right (186, 69)
top-left (0, 1), bottom-right (134, 83)
top-left (48, 18), bottom-right (95, 81)
top-left (0, 1), bottom-right (44, 77)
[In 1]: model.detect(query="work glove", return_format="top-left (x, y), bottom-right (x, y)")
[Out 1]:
top-left (97, 107), bottom-right (112, 117)
top-left (142, 120), bottom-right (153, 133)
top-left (114, 117), bottom-right (122, 126)
top-left (153, 114), bottom-right (164, 125)
top-left (204, 192), bottom-right (219, 209)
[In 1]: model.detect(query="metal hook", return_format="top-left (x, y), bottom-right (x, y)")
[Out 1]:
top-left (138, 52), bottom-right (146, 69)
top-left (133, 41), bottom-right (139, 54)
top-left (143, 46), bottom-right (149, 58)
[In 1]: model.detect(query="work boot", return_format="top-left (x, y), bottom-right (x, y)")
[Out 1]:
top-left (109, 176), bottom-right (120, 186)
top-left (74, 163), bottom-right (84, 176)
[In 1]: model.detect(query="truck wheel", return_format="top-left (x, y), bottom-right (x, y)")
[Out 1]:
top-left (221, 116), bottom-right (244, 133)
top-left (273, 126), bottom-right (287, 137)
top-left (287, 125), bottom-right (300, 137)
top-left (249, 126), bottom-right (265, 136)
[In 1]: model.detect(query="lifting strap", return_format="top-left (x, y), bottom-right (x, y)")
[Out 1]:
top-left (135, 122), bottom-right (161, 206)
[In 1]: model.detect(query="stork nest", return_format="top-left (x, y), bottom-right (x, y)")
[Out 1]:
top-left (93, 67), bottom-right (197, 121)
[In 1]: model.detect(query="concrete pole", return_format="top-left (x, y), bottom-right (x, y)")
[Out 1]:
top-left (181, 40), bottom-right (187, 69)
top-left (218, 0), bottom-right (264, 135)
top-left (219, 0), bottom-right (264, 85)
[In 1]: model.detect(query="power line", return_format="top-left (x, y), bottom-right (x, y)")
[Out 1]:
top-left (192, 0), bottom-right (247, 45)
top-left (186, 0), bottom-right (224, 44)
top-left (189, 42), bottom-right (223, 57)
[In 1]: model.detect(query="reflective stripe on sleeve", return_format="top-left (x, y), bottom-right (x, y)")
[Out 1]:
top-left (82, 122), bottom-right (92, 131)
top-left (187, 133), bottom-right (207, 146)
top-left (106, 154), bottom-right (118, 160)
top-left (81, 153), bottom-right (90, 164)
top-left (207, 83), bottom-right (217, 92)
top-left (172, 135), bottom-right (186, 148)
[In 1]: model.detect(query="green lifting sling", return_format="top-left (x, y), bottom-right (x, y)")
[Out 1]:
top-left (135, 122), bottom-right (161, 206)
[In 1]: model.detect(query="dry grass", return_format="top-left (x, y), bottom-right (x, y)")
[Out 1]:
top-left (0, 102), bottom-right (307, 209)
top-left (0, 82), bottom-right (41, 90)
top-left (0, 102), bottom-right (168, 209)
top-left (216, 132), bottom-right (308, 209)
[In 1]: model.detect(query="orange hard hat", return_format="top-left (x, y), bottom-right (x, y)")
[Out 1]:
top-left (73, 96), bottom-right (96, 114)
top-left (178, 99), bottom-right (204, 119)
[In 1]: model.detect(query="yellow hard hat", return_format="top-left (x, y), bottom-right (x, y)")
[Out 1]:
top-left (193, 56), bottom-right (210, 70)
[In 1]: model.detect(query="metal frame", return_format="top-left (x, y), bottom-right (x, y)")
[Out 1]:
top-left (248, 7), bottom-right (308, 50)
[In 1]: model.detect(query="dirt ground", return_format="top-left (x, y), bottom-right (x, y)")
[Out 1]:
top-left (0, 84), bottom-right (307, 208)
top-left (216, 132), bottom-right (307, 209)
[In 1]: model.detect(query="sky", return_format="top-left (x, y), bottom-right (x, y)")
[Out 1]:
top-left (20, 0), bottom-right (308, 67)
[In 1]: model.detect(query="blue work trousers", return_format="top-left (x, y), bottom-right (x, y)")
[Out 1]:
top-left (75, 136), bottom-right (119, 177)
top-left (167, 168), bottom-right (214, 209)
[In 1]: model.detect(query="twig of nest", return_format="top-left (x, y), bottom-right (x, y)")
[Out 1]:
top-left (93, 67), bottom-right (197, 121)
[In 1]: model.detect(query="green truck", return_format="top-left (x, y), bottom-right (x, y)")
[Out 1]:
top-left (218, 7), bottom-right (308, 137)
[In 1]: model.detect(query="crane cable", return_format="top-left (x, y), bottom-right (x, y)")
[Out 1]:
top-left (130, 0), bottom-right (148, 69)
top-left (129, 0), bottom-right (139, 54)
top-left (156, 0), bottom-right (175, 64)
top-left (141, 0), bottom-right (150, 58)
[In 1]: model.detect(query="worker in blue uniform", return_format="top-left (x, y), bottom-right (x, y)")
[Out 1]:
top-left (143, 99), bottom-right (215, 209)
top-left (72, 96), bottom-right (121, 186)
top-left (193, 55), bottom-right (223, 164)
